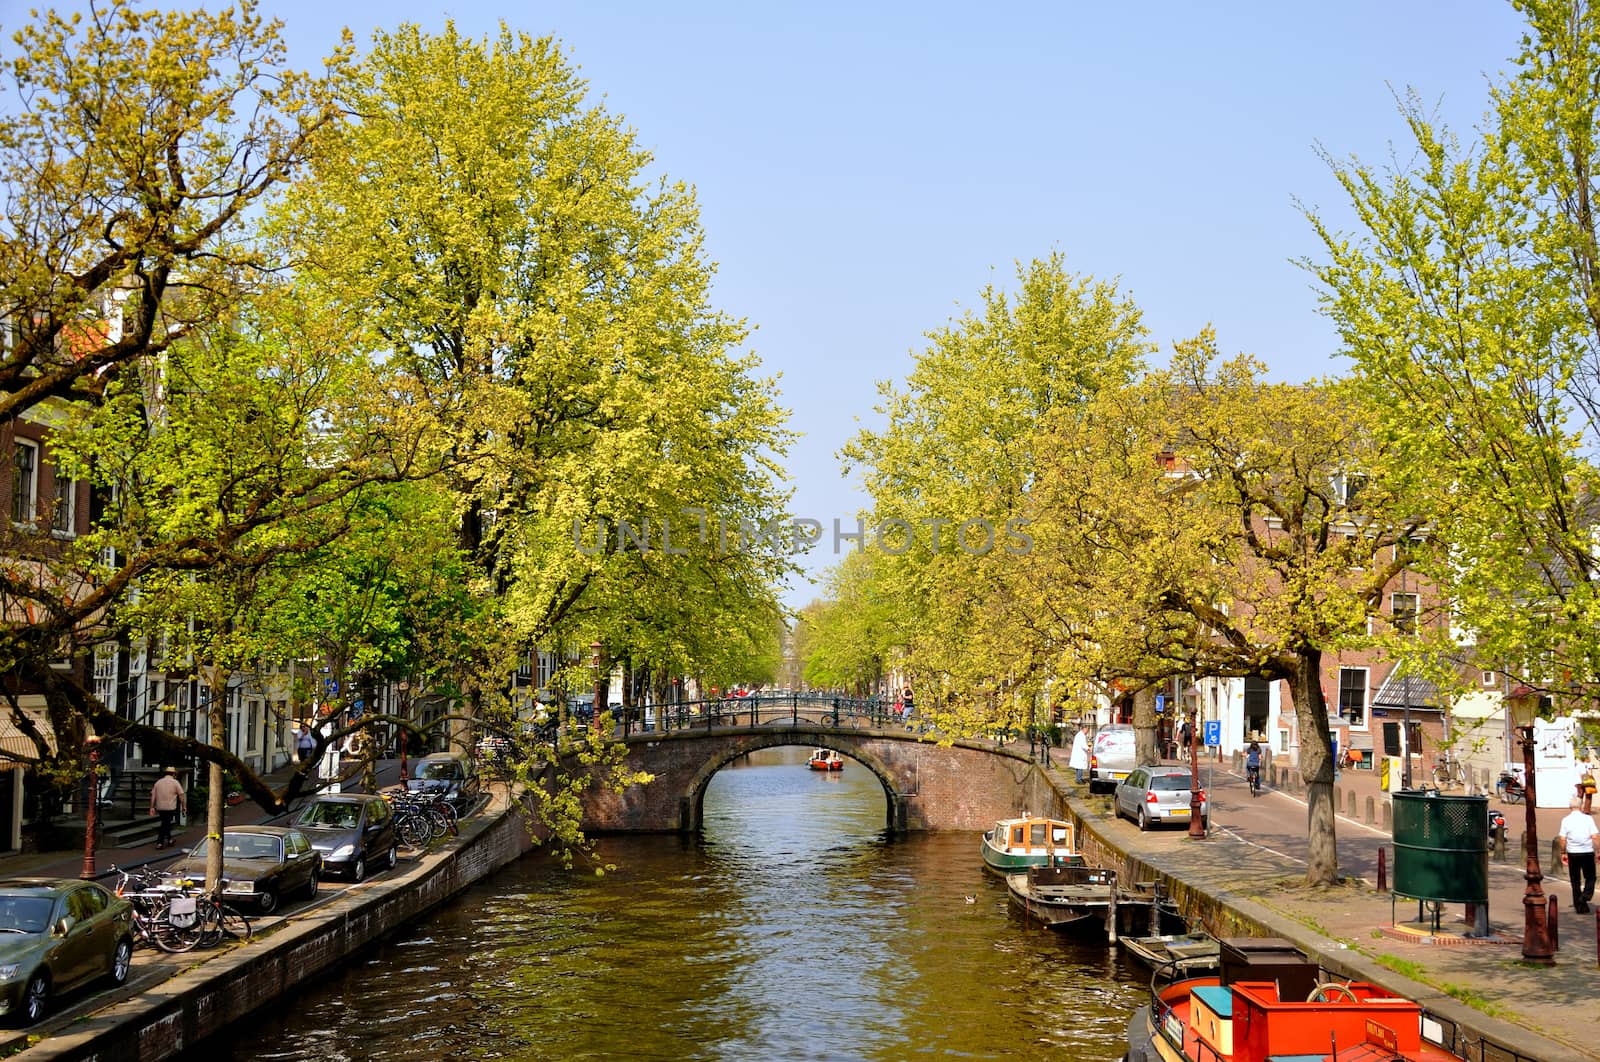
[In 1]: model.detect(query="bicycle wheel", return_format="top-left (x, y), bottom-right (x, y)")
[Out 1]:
top-left (397, 812), bottom-right (428, 849)
top-left (150, 904), bottom-right (201, 953)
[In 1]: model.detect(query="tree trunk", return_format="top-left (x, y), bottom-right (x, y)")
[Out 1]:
top-left (1290, 649), bottom-right (1339, 885)
top-left (204, 673), bottom-right (227, 896)
top-left (1132, 686), bottom-right (1161, 766)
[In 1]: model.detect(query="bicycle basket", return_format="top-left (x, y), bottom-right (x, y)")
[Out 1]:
top-left (168, 896), bottom-right (198, 929)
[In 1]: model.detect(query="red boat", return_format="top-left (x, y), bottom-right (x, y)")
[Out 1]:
top-left (1123, 940), bottom-right (1464, 1062)
top-left (808, 748), bottom-right (844, 771)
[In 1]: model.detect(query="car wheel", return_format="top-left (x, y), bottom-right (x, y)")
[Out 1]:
top-left (21, 974), bottom-right (47, 1024)
top-left (1138, 807), bottom-right (1150, 832)
top-left (351, 857), bottom-right (366, 883)
top-left (257, 887), bottom-right (279, 916)
top-left (1201, 815), bottom-right (1209, 831)
top-left (109, 937), bottom-right (133, 986)
top-left (303, 872), bottom-right (320, 901)
top-left (387, 845), bottom-right (399, 871)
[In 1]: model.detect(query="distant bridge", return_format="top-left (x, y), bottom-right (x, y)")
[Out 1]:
top-left (570, 703), bottom-right (1063, 834)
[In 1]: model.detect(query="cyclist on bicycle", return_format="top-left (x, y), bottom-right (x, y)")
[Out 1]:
top-left (1245, 740), bottom-right (1263, 794)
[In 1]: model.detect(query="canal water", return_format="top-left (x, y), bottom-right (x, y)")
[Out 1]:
top-left (203, 747), bottom-right (1148, 1060)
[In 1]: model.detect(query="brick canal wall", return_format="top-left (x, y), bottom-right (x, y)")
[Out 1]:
top-left (19, 787), bottom-right (550, 1062)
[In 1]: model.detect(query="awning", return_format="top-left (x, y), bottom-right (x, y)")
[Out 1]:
top-left (1371, 668), bottom-right (1439, 710)
top-left (0, 698), bottom-right (57, 760)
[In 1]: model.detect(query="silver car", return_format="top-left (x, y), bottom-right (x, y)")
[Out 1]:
top-left (1114, 764), bottom-right (1209, 831)
top-left (1088, 724), bottom-right (1137, 793)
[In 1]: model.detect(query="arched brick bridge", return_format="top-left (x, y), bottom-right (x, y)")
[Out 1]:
top-left (574, 724), bottom-right (1063, 833)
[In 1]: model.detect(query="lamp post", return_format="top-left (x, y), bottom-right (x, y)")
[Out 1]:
top-left (1184, 685), bottom-right (1206, 839)
top-left (80, 735), bottom-right (101, 880)
top-left (590, 641), bottom-right (604, 732)
top-left (398, 680), bottom-right (411, 783)
top-left (1507, 683), bottom-right (1555, 964)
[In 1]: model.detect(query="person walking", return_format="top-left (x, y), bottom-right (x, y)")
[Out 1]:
top-left (1557, 795), bottom-right (1599, 913)
top-left (1068, 725), bottom-right (1090, 784)
top-left (148, 767), bottom-right (186, 850)
top-left (295, 719), bottom-right (317, 764)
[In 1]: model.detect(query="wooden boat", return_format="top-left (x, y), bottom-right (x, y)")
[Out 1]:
top-left (1006, 864), bottom-right (1160, 940)
top-left (1121, 932), bottom-right (1221, 978)
top-left (980, 814), bottom-right (1083, 872)
top-left (807, 748), bottom-right (844, 771)
top-left (1122, 942), bottom-right (1464, 1062)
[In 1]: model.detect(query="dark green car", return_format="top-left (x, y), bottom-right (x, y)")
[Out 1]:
top-left (0, 878), bottom-right (134, 1025)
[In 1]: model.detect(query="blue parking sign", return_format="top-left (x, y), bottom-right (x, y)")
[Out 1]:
top-left (325, 678), bottom-right (339, 696)
top-left (1203, 720), bottom-right (1222, 747)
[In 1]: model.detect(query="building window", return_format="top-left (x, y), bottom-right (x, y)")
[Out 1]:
top-left (11, 440), bottom-right (37, 523)
top-left (50, 464), bottom-right (75, 534)
top-left (246, 700), bottom-right (261, 752)
top-left (1391, 592), bottom-right (1418, 635)
top-left (93, 644), bottom-right (117, 712)
top-left (1338, 667), bottom-right (1367, 726)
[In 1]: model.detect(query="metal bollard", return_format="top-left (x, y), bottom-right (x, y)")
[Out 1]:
top-left (1377, 847), bottom-right (1387, 892)
top-left (1549, 895), bottom-right (1560, 950)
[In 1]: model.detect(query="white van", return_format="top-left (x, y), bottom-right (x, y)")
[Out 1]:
top-left (1089, 724), bottom-right (1137, 793)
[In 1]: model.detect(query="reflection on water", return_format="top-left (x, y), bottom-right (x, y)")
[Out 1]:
top-left (199, 746), bottom-right (1146, 1060)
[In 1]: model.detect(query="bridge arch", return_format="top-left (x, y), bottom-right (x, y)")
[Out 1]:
top-left (574, 724), bottom-right (1062, 834)
top-left (680, 734), bottom-right (905, 832)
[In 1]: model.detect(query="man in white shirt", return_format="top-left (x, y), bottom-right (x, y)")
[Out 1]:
top-left (1557, 796), bottom-right (1599, 913)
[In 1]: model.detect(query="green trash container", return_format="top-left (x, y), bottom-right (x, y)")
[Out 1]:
top-left (1391, 791), bottom-right (1489, 903)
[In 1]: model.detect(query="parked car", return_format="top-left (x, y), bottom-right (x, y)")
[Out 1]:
top-left (1088, 724), bottom-right (1137, 793)
top-left (292, 794), bottom-right (399, 882)
top-left (0, 878), bottom-right (133, 1025)
top-left (405, 753), bottom-right (479, 815)
top-left (162, 826), bottom-right (322, 915)
top-left (1114, 764), bottom-right (1209, 831)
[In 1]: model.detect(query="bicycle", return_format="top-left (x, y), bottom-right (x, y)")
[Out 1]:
top-left (1431, 751), bottom-right (1467, 791)
top-left (1246, 764), bottom-right (1261, 797)
top-left (113, 866), bottom-right (201, 953)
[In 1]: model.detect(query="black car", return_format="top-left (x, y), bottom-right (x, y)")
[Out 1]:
top-left (162, 826), bottom-right (322, 915)
top-left (292, 794), bottom-right (400, 882)
top-left (405, 753), bottom-right (478, 815)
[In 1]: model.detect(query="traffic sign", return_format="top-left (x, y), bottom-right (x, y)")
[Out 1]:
top-left (325, 678), bottom-right (339, 695)
top-left (1203, 720), bottom-right (1222, 747)
top-left (1155, 694), bottom-right (1166, 713)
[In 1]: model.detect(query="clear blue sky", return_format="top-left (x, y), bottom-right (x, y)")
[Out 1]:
top-left (267, 1), bottom-right (1527, 607)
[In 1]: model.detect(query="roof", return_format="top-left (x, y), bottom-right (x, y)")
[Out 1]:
top-left (1371, 668), bottom-right (1439, 709)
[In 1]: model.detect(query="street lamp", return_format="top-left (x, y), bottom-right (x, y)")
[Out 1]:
top-left (1184, 684), bottom-right (1206, 840)
top-left (80, 735), bottom-right (101, 880)
top-left (1507, 683), bottom-right (1554, 964)
top-left (590, 641), bottom-right (604, 733)
top-left (398, 679), bottom-right (411, 783)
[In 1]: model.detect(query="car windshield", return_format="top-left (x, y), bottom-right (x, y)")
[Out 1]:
top-left (0, 896), bottom-right (54, 933)
top-left (1151, 775), bottom-right (1191, 792)
top-left (417, 761), bottom-right (461, 781)
top-left (213, 834), bottom-right (282, 861)
top-left (298, 802), bottom-right (361, 829)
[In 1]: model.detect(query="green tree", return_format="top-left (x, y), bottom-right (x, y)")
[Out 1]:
top-left (1026, 335), bottom-right (1421, 884)
top-left (1306, 0), bottom-right (1600, 700)
top-left (280, 21), bottom-right (792, 696)
top-left (840, 255), bottom-right (1151, 729)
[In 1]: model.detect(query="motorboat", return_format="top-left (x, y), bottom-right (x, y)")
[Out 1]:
top-left (980, 814), bottom-right (1082, 873)
top-left (1122, 939), bottom-right (1464, 1062)
top-left (807, 748), bottom-right (844, 771)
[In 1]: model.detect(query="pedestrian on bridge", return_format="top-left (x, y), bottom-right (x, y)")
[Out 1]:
top-left (1069, 725), bottom-right (1090, 784)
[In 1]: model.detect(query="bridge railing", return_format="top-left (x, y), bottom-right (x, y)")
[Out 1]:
top-left (536, 694), bottom-right (1059, 765)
